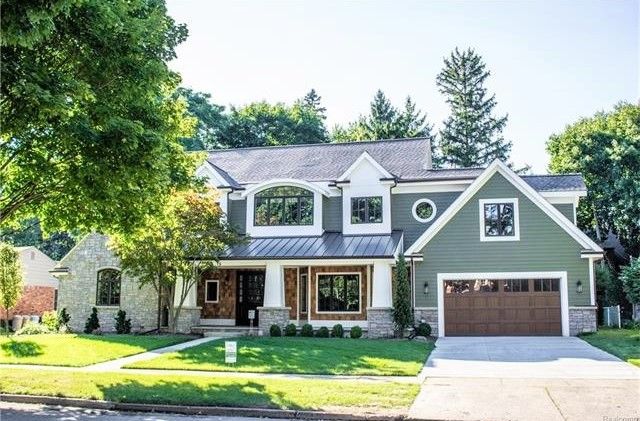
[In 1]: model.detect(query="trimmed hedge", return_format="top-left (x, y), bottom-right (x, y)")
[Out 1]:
top-left (300, 323), bottom-right (314, 337)
top-left (315, 326), bottom-right (329, 338)
top-left (284, 323), bottom-right (297, 337)
top-left (331, 324), bottom-right (344, 338)
top-left (269, 324), bottom-right (282, 337)
top-left (350, 326), bottom-right (363, 339)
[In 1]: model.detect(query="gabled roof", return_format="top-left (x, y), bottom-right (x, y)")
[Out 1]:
top-left (336, 151), bottom-right (393, 181)
top-left (405, 160), bottom-right (603, 255)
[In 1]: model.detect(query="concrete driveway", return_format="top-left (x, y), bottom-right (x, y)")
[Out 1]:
top-left (409, 337), bottom-right (640, 421)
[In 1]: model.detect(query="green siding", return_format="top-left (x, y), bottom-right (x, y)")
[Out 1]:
top-left (414, 172), bottom-right (591, 308)
top-left (553, 203), bottom-right (575, 222)
top-left (323, 196), bottom-right (342, 231)
top-left (391, 191), bottom-right (461, 249)
top-left (228, 199), bottom-right (246, 234)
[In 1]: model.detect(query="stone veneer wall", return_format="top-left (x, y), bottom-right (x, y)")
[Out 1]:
top-left (569, 307), bottom-right (597, 336)
top-left (257, 307), bottom-right (290, 334)
top-left (366, 308), bottom-right (394, 338)
top-left (57, 233), bottom-right (194, 333)
top-left (413, 308), bottom-right (438, 337)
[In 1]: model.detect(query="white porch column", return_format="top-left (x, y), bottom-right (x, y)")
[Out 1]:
top-left (173, 275), bottom-right (198, 307)
top-left (371, 261), bottom-right (393, 308)
top-left (263, 262), bottom-right (285, 307)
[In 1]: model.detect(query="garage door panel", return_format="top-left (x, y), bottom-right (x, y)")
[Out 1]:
top-left (444, 278), bottom-right (562, 336)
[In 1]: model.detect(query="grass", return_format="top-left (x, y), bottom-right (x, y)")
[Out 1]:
top-left (127, 337), bottom-right (433, 376)
top-left (0, 334), bottom-right (192, 367)
top-left (0, 368), bottom-right (418, 411)
top-left (580, 327), bottom-right (640, 367)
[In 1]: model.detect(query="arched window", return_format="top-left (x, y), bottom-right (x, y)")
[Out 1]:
top-left (254, 186), bottom-right (314, 226)
top-left (96, 269), bottom-right (121, 306)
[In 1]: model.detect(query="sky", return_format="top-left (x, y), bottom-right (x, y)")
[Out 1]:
top-left (166, 0), bottom-right (639, 173)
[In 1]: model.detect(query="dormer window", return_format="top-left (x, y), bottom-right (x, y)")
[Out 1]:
top-left (254, 186), bottom-right (314, 226)
top-left (351, 196), bottom-right (383, 224)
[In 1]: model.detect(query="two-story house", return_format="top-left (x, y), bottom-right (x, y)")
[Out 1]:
top-left (54, 138), bottom-right (602, 337)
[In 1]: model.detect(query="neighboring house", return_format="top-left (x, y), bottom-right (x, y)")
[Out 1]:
top-left (53, 138), bottom-right (602, 337)
top-left (1, 246), bottom-right (58, 320)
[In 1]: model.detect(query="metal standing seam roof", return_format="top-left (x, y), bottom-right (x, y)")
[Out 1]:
top-left (221, 231), bottom-right (403, 260)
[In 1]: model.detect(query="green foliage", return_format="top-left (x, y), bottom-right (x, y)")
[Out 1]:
top-left (84, 307), bottom-right (100, 334)
top-left (284, 323), bottom-right (297, 337)
top-left (176, 88), bottom-right (228, 150)
top-left (58, 308), bottom-right (71, 328)
top-left (350, 326), bottom-right (363, 339)
top-left (415, 322), bottom-right (432, 337)
top-left (41, 311), bottom-right (60, 332)
top-left (302, 89), bottom-right (327, 118)
top-left (331, 324), bottom-right (344, 338)
top-left (300, 323), bottom-right (314, 337)
top-left (315, 327), bottom-right (330, 338)
top-left (1, 0), bottom-right (197, 233)
top-left (0, 218), bottom-right (76, 260)
top-left (621, 258), bottom-right (640, 304)
top-left (332, 90), bottom-right (434, 142)
top-left (547, 103), bottom-right (640, 256)
top-left (596, 263), bottom-right (627, 307)
top-left (16, 321), bottom-right (53, 335)
top-left (114, 310), bottom-right (132, 334)
top-left (269, 324), bottom-right (282, 337)
top-left (392, 254), bottom-right (413, 335)
top-left (0, 242), bottom-right (23, 326)
top-left (434, 48), bottom-right (511, 168)
top-left (111, 190), bottom-right (242, 333)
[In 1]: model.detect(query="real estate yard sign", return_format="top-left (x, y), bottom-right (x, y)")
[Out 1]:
top-left (225, 341), bottom-right (237, 364)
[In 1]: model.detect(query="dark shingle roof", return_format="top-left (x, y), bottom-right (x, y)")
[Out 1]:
top-left (222, 231), bottom-right (403, 260)
top-left (206, 138), bottom-right (586, 192)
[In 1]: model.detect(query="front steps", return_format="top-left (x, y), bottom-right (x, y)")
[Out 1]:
top-left (190, 325), bottom-right (260, 338)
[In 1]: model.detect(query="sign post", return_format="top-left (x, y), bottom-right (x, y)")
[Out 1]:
top-left (248, 309), bottom-right (256, 335)
top-left (225, 341), bottom-right (237, 365)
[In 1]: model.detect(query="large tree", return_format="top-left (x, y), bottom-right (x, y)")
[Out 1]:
top-left (0, 242), bottom-right (23, 331)
top-left (332, 90), bottom-right (434, 142)
top-left (0, 218), bottom-right (76, 260)
top-left (111, 190), bottom-right (242, 333)
top-left (547, 103), bottom-right (640, 257)
top-left (1, 0), bottom-right (197, 234)
top-left (435, 48), bottom-right (511, 168)
top-left (177, 88), bottom-right (228, 151)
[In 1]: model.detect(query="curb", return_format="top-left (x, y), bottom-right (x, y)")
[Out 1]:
top-left (0, 394), bottom-right (406, 421)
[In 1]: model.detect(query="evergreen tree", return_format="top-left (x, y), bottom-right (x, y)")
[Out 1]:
top-left (84, 307), bottom-right (100, 334)
top-left (301, 89), bottom-right (327, 118)
top-left (392, 254), bottom-right (413, 337)
top-left (435, 48), bottom-right (511, 168)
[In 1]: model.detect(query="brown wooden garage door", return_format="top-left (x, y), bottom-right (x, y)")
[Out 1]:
top-left (444, 278), bottom-right (562, 336)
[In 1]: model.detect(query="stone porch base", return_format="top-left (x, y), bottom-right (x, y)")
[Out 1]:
top-left (366, 307), bottom-right (394, 338)
top-left (569, 306), bottom-right (597, 336)
top-left (414, 308), bottom-right (438, 337)
top-left (257, 307), bottom-right (290, 335)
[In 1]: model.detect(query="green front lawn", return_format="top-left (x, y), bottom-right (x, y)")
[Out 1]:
top-left (580, 328), bottom-right (640, 367)
top-left (0, 334), bottom-right (192, 367)
top-left (0, 369), bottom-right (418, 411)
top-left (127, 337), bottom-right (433, 376)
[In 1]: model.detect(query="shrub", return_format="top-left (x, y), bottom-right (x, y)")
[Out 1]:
top-left (269, 324), bottom-right (282, 337)
top-left (58, 308), bottom-right (71, 327)
top-left (416, 322), bottom-right (432, 337)
top-left (350, 325), bottom-right (363, 339)
top-left (114, 310), bottom-right (132, 334)
top-left (315, 326), bottom-right (329, 338)
top-left (621, 258), bottom-right (640, 305)
top-left (331, 324), bottom-right (344, 338)
top-left (84, 307), bottom-right (100, 334)
top-left (16, 321), bottom-right (52, 335)
top-left (41, 311), bottom-right (59, 331)
top-left (622, 319), bottom-right (640, 330)
top-left (300, 323), bottom-right (314, 337)
top-left (284, 323), bottom-right (297, 336)
top-left (392, 254), bottom-right (413, 337)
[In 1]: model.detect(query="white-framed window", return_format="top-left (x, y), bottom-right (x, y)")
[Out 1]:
top-left (412, 198), bottom-right (437, 223)
top-left (205, 279), bottom-right (220, 303)
top-left (316, 272), bottom-right (361, 313)
top-left (479, 198), bottom-right (520, 242)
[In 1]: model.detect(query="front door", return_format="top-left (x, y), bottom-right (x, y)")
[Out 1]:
top-left (236, 270), bottom-right (265, 326)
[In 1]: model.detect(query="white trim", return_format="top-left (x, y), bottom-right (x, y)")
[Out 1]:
top-left (366, 265), bottom-right (372, 308)
top-left (299, 272), bottom-right (308, 315)
top-left (199, 318), bottom-right (235, 326)
top-left (436, 271), bottom-right (569, 337)
top-left (315, 272), bottom-right (362, 314)
top-left (296, 267), bottom-right (300, 323)
top-left (239, 179), bottom-right (331, 198)
top-left (393, 180), bottom-right (471, 194)
top-left (588, 257), bottom-right (596, 306)
top-left (307, 266), bottom-right (311, 324)
top-left (204, 279), bottom-right (219, 303)
top-left (405, 160), bottom-right (603, 255)
top-left (337, 151), bottom-right (393, 182)
top-left (304, 320), bottom-right (365, 328)
top-left (478, 198), bottom-right (520, 242)
top-left (195, 162), bottom-right (231, 187)
top-left (218, 258), bottom-right (396, 267)
top-left (412, 198), bottom-right (438, 223)
top-left (540, 190), bottom-right (587, 198)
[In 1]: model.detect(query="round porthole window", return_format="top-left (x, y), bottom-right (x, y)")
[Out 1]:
top-left (412, 199), bottom-right (437, 223)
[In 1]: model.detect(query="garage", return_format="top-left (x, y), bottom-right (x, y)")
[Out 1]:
top-left (443, 277), bottom-right (562, 336)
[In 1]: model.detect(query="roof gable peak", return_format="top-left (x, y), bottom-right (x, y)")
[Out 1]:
top-left (337, 151), bottom-right (394, 182)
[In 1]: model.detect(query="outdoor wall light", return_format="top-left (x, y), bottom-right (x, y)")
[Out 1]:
top-left (424, 282), bottom-right (429, 295)
top-left (576, 280), bottom-right (583, 294)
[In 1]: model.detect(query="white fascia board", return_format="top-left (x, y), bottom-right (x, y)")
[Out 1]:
top-left (195, 162), bottom-right (230, 188)
top-left (393, 180), bottom-right (471, 194)
top-left (239, 179), bottom-right (331, 198)
top-left (405, 160), bottom-right (603, 255)
top-left (218, 258), bottom-right (396, 267)
top-left (336, 151), bottom-right (393, 182)
top-left (540, 190), bottom-right (587, 198)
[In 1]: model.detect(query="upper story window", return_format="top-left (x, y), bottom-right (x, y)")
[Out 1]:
top-left (254, 186), bottom-right (313, 226)
top-left (479, 198), bottom-right (520, 241)
top-left (96, 269), bottom-right (121, 306)
top-left (351, 196), bottom-right (383, 224)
